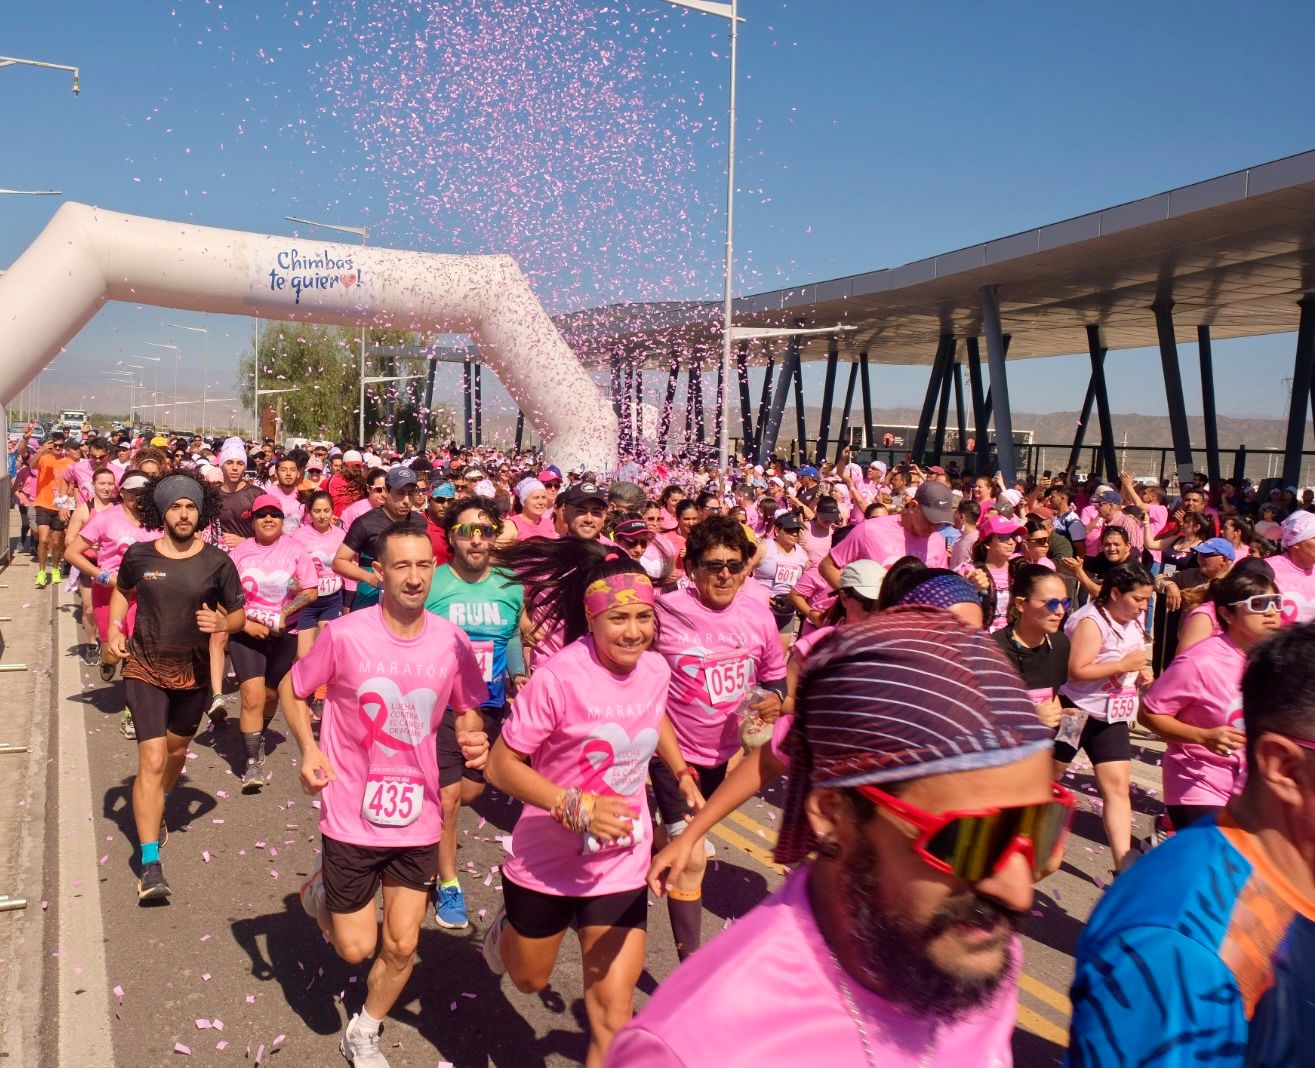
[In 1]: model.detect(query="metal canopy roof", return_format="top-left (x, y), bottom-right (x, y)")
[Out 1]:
top-left (556, 148), bottom-right (1315, 371)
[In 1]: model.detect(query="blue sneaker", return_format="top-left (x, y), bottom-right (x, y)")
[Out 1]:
top-left (433, 883), bottom-right (469, 930)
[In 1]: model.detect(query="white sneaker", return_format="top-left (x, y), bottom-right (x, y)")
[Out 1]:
top-left (340, 1014), bottom-right (389, 1067)
top-left (299, 867), bottom-right (325, 922)
top-left (482, 905), bottom-right (508, 976)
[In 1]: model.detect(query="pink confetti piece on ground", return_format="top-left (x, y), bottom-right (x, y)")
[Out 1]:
top-left (213, 1020), bottom-right (223, 1031)
top-left (195, 1019), bottom-right (211, 1029)
top-left (212, 819), bottom-right (225, 825)
top-left (202, 851), bottom-right (211, 863)
top-left (99, 854), bottom-right (109, 865)
top-left (216, 1040), bottom-right (228, 1051)
top-left (245, 994), bottom-right (256, 1003)
top-left (200, 934), bottom-right (211, 941)
top-left (112, 984), bottom-right (124, 999)
top-left (255, 1043), bottom-right (265, 1064)
top-left (201, 973), bottom-right (211, 982)
top-left (174, 1043), bottom-right (191, 1055)
top-left (273, 1034), bottom-right (285, 1045)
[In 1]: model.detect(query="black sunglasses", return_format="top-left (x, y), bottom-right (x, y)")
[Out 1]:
top-left (698, 559), bottom-right (746, 574)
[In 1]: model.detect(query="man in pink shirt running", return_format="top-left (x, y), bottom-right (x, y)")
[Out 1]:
top-left (612, 612), bottom-right (1069, 1067)
top-left (819, 480), bottom-right (953, 588)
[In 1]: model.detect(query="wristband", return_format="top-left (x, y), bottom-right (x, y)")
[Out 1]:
top-left (677, 766), bottom-right (700, 783)
top-left (96, 570), bottom-right (111, 586)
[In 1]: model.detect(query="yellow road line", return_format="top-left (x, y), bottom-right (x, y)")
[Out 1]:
top-left (1016, 1004), bottom-right (1069, 1047)
top-left (1020, 973), bottom-right (1072, 1016)
top-left (725, 807), bottom-right (780, 845)
top-left (706, 821), bottom-right (786, 875)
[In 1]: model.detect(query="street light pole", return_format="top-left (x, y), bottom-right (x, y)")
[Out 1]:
top-left (0, 55), bottom-right (80, 94)
top-left (164, 323), bottom-right (210, 436)
top-left (664, 0), bottom-right (743, 474)
top-left (284, 215), bottom-right (368, 442)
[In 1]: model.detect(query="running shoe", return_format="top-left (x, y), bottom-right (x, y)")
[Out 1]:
top-left (98, 661), bottom-right (116, 683)
top-left (33, 571), bottom-right (48, 589)
top-left (482, 904), bottom-right (508, 976)
top-left (340, 1014), bottom-right (389, 1068)
top-left (82, 642), bottom-right (101, 667)
top-left (299, 866), bottom-right (326, 922)
top-left (137, 861), bottom-right (171, 902)
top-left (206, 694), bottom-right (228, 728)
top-left (50, 567), bottom-right (63, 583)
top-left (240, 758), bottom-right (269, 793)
top-left (433, 884), bottom-right (469, 930)
top-left (158, 816), bottom-right (168, 849)
top-left (119, 709), bottom-right (136, 740)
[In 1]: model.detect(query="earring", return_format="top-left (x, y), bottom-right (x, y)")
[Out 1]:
top-left (817, 833), bottom-right (840, 860)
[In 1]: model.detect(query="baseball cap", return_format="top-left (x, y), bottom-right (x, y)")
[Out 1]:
top-left (783, 471), bottom-right (798, 484)
top-left (150, 435), bottom-right (168, 447)
top-left (432, 482), bottom-right (456, 500)
top-left (1095, 490), bottom-right (1122, 505)
top-left (774, 511), bottom-right (803, 532)
top-left (815, 496), bottom-right (842, 520)
top-left (839, 559), bottom-right (887, 599)
top-left (612, 517), bottom-right (650, 542)
top-left (343, 449), bottom-right (364, 465)
top-left (537, 468), bottom-right (562, 484)
top-left (1280, 510), bottom-right (1315, 549)
top-left (913, 481), bottom-right (955, 525)
top-left (250, 493), bottom-right (285, 517)
top-left (385, 465), bottom-right (418, 491)
top-left (563, 481), bottom-right (608, 508)
top-left (120, 473), bottom-right (150, 492)
top-left (927, 465), bottom-right (946, 475)
top-left (608, 480), bottom-right (645, 507)
top-left (1027, 504), bottom-right (1056, 522)
top-left (798, 465), bottom-right (820, 480)
top-left (1194, 538), bottom-right (1236, 561)
top-left (463, 466), bottom-right (487, 482)
top-left (979, 514), bottom-right (1026, 540)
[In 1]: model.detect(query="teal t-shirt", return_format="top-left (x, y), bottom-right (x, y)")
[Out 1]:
top-left (424, 565), bottom-right (523, 707)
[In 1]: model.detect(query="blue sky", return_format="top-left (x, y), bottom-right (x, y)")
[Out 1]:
top-left (2, 0), bottom-right (1312, 438)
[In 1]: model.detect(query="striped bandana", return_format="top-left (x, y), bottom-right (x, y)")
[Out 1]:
top-left (773, 606), bottom-right (1053, 864)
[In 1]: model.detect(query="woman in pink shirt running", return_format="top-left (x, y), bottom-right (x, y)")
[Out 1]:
top-left (485, 538), bottom-right (703, 1068)
top-left (1140, 568), bottom-right (1282, 830)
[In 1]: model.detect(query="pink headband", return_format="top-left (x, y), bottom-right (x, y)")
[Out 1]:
top-left (584, 572), bottom-right (655, 618)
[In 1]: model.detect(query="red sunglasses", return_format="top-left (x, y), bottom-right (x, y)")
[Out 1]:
top-left (856, 781), bottom-right (1075, 883)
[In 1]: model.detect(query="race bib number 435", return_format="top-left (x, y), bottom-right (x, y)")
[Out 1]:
top-left (361, 767), bottom-right (424, 827)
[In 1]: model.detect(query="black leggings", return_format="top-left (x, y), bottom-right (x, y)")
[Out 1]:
top-left (1166, 804), bottom-right (1221, 832)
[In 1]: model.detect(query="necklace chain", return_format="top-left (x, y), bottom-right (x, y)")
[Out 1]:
top-left (828, 949), bottom-right (938, 1068)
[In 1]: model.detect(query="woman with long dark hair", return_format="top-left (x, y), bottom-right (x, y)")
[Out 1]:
top-left (484, 537), bottom-right (702, 1068)
top-left (993, 563), bottom-right (1070, 733)
top-left (1058, 562), bottom-right (1155, 871)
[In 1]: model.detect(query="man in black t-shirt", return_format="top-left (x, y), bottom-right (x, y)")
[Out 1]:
top-left (332, 465), bottom-right (428, 611)
top-left (108, 474), bottom-right (246, 903)
top-left (215, 438), bottom-right (262, 545)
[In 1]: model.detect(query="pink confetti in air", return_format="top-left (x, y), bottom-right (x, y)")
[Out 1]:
top-left (174, 1043), bottom-right (191, 1055)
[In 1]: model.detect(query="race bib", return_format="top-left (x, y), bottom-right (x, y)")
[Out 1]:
top-left (702, 650), bottom-right (751, 707)
top-left (582, 800), bottom-right (645, 855)
top-left (1105, 690), bottom-right (1138, 724)
top-left (247, 606), bottom-right (283, 631)
top-left (773, 563), bottom-right (803, 588)
top-left (317, 572), bottom-right (342, 595)
top-left (471, 640), bottom-right (495, 683)
top-left (361, 767), bottom-right (424, 827)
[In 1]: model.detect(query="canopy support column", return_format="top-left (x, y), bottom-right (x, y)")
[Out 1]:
top-left (792, 356), bottom-right (807, 465)
top-left (912, 335), bottom-right (952, 463)
top-left (981, 287), bottom-right (1016, 484)
top-left (1086, 324), bottom-right (1118, 481)
top-left (463, 359), bottom-right (474, 448)
top-left (966, 337), bottom-right (988, 475)
top-left (754, 349), bottom-right (776, 457)
top-left (932, 340), bottom-right (956, 461)
top-left (815, 337), bottom-right (839, 465)
top-left (952, 360), bottom-right (966, 455)
top-left (1153, 301), bottom-right (1196, 487)
top-left (834, 360), bottom-right (860, 465)
top-left (473, 361), bottom-right (483, 446)
top-left (736, 341), bottom-right (753, 456)
top-left (714, 354), bottom-right (725, 459)
top-left (1282, 295), bottom-right (1315, 488)
top-left (658, 349), bottom-right (679, 452)
top-left (1197, 325), bottom-right (1221, 492)
top-left (515, 409), bottom-right (525, 452)
top-left (859, 350), bottom-right (875, 448)
top-left (758, 330), bottom-right (802, 464)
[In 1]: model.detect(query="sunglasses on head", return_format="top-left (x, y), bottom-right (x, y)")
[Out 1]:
top-left (856, 781), bottom-right (1075, 883)
top-left (1229, 593), bottom-right (1282, 615)
top-left (451, 522), bottom-right (496, 540)
top-left (698, 558), bottom-right (746, 575)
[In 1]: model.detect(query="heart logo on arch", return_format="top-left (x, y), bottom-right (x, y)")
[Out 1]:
top-left (577, 722), bottom-right (659, 796)
top-left (357, 677), bottom-right (438, 756)
top-left (339, 273), bottom-right (358, 289)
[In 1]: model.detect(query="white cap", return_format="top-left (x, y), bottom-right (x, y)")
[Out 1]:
top-left (343, 449), bottom-right (364, 464)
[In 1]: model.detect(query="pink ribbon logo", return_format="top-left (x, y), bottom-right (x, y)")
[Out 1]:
top-left (358, 690), bottom-right (417, 754)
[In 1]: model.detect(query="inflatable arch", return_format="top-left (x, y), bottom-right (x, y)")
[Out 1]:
top-left (0, 203), bottom-right (617, 469)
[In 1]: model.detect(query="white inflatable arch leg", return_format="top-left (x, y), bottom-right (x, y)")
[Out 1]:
top-left (0, 203), bottom-right (616, 470)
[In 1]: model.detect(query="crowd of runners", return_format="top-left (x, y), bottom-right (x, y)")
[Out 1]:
top-left (10, 420), bottom-right (1315, 1067)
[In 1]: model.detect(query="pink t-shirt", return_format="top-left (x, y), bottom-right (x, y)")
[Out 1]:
top-left (293, 522), bottom-right (347, 596)
top-left (229, 535), bottom-right (319, 631)
top-left (608, 865), bottom-right (1018, 1068)
top-left (341, 496), bottom-right (374, 529)
top-left (267, 484), bottom-right (305, 530)
top-left (793, 565), bottom-right (837, 636)
top-left (290, 605), bottom-right (487, 848)
top-left (790, 623), bottom-right (835, 663)
top-left (509, 510), bottom-right (558, 541)
top-left (1143, 633), bottom-right (1247, 806)
top-left (828, 514), bottom-right (948, 571)
top-left (500, 638), bottom-right (671, 897)
top-left (78, 504), bottom-right (160, 575)
top-left (799, 521), bottom-right (834, 567)
top-left (654, 586), bottom-right (787, 765)
top-left (1270, 551), bottom-right (1315, 625)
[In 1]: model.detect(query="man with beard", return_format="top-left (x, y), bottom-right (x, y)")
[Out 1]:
top-left (423, 497), bottom-right (523, 930)
top-left (610, 611), bottom-right (1068, 1067)
top-left (106, 474), bottom-right (247, 902)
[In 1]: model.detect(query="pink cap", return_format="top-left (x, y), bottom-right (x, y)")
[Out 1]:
top-left (250, 493), bottom-right (285, 516)
top-left (979, 514), bottom-right (1025, 540)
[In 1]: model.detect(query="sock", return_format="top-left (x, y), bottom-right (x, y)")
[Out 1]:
top-left (140, 841), bottom-right (160, 865)
top-left (243, 730), bottom-right (264, 763)
top-left (667, 887), bottom-right (703, 961)
top-left (439, 877), bottom-right (460, 891)
top-left (356, 1008), bottom-right (382, 1035)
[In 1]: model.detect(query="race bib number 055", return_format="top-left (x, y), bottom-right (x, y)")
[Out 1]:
top-left (703, 651), bottom-right (750, 707)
